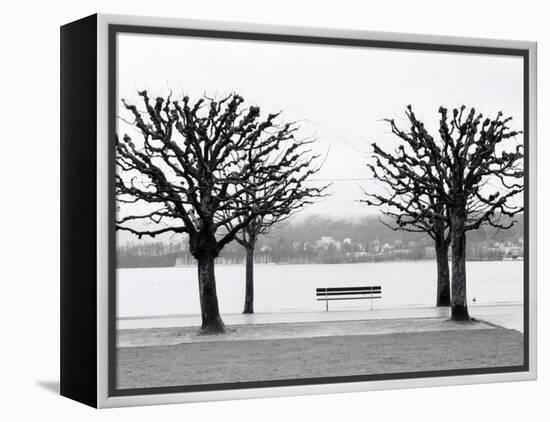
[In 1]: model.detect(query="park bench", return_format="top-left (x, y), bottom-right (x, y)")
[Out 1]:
top-left (316, 286), bottom-right (382, 311)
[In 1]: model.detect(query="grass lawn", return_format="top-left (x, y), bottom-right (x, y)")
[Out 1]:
top-left (117, 327), bottom-right (523, 389)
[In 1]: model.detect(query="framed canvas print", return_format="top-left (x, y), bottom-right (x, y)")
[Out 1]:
top-left (60, 13), bottom-right (537, 408)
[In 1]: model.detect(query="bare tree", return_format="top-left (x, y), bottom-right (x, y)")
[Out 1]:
top-left (367, 105), bottom-right (523, 320)
top-left (228, 142), bottom-right (329, 314)
top-left (363, 140), bottom-right (451, 307)
top-left (115, 91), bottom-right (326, 333)
top-left (437, 106), bottom-right (523, 320)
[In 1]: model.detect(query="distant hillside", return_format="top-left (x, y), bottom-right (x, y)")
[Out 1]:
top-left (116, 213), bottom-right (524, 268)
top-left (265, 213), bottom-right (524, 246)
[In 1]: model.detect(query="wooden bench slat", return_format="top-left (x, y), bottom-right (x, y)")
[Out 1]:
top-left (316, 286), bottom-right (380, 292)
top-left (316, 296), bottom-right (382, 301)
top-left (316, 290), bottom-right (380, 296)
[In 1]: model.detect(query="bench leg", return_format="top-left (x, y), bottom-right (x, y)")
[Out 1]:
top-left (326, 298), bottom-right (329, 311)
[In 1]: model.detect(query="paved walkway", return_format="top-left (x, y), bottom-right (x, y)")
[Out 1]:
top-left (118, 303), bottom-right (524, 332)
top-left (117, 303), bottom-right (524, 348)
top-left (118, 316), bottom-right (501, 347)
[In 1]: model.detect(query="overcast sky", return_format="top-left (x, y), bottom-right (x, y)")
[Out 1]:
top-left (116, 32), bottom-right (524, 241)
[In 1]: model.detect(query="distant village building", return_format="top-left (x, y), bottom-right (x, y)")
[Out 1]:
top-left (318, 236), bottom-right (334, 248)
top-left (381, 243), bottom-right (393, 254)
top-left (503, 245), bottom-right (523, 259)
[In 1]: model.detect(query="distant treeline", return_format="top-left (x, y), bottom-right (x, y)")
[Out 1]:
top-left (266, 214), bottom-right (524, 246)
top-left (117, 242), bottom-right (181, 268)
top-left (116, 214), bottom-right (524, 268)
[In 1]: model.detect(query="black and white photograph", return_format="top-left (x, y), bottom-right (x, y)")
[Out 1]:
top-left (5, 0), bottom-right (550, 418)
top-left (112, 27), bottom-right (528, 393)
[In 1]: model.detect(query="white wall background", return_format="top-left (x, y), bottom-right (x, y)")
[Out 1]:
top-left (0, 0), bottom-right (547, 420)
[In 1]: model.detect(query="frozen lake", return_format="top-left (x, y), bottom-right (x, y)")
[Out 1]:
top-left (117, 260), bottom-right (524, 321)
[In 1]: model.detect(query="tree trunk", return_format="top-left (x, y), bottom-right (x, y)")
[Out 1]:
top-left (435, 235), bottom-right (451, 307)
top-left (197, 254), bottom-right (226, 334)
top-left (242, 245), bottom-right (255, 314)
top-left (450, 212), bottom-right (470, 321)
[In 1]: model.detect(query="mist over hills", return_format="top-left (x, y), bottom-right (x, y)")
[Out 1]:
top-left (264, 213), bottom-right (525, 246)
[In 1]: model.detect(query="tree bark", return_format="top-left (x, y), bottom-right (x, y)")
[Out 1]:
top-left (450, 211), bottom-right (470, 321)
top-left (434, 234), bottom-right (451, 307)
top-left (242, 245), bottom-right (255, 314)
top-left (196, 254), bottom-right (226, 334)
